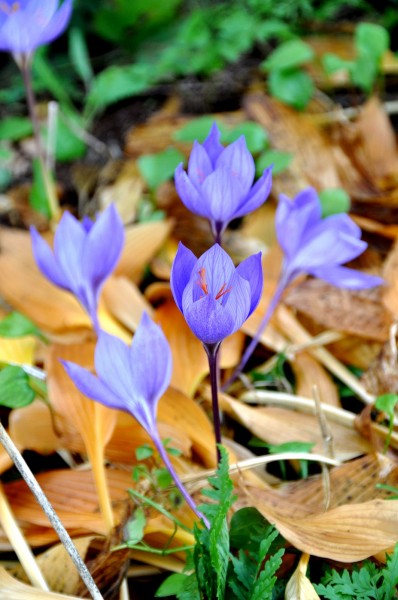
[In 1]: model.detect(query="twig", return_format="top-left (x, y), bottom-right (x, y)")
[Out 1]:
top-left (0, 421), bottom-right (104, 600)
top-left (312, 385), bottom-right (333, 511)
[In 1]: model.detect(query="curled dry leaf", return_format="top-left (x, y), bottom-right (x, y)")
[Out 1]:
top-left (285, 553), bottom-right (320, 600)
top-left (102, 275), bottom-right (154, 332)
top-left (292, 351), bottom-right (340, 408)
top-left (0, 567), bottom-right (82, 600)
top-left (97, 159), bottom-right (144, 224)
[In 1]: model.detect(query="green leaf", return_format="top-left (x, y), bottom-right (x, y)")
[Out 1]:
top-left (355, 23), bottom-right (390, 62)
top-left (351, 53), bottom-right (378, 93)
top-left (0, 168), bottom-right (11, 191)
top-left (268, 68), bottom-right (314, 110)
top-left (380, 542), bottom-right (398, 599)
top-left (375, 394), bottom-right (398, 417)
top-left (138, 148), bottom-right (185, 190)
top-left (173, 117), bottom-right (225, 143)
top-left (33, 50), bottom-right (74, 109)
top-left (155, 573), bottom-right (194, 597)
top-left (0, 312), bottom-right (45, 341)
top-left (153, 468), bottom-right (172, 488)
top-left (0, 366), bottom-right (36, 409)
top-left (319, 188), bottom-right (351, 217)
top-left (256, 149), bottom-right (293, 176)
top-left (250, 533), bottom-right (284, 600)
top-left (222, 122), bottom-right (269, 154)
top-left (69, 28), bottom-right (94, 87)
top-left (135, 443), bottom-right (154, 461)
top-left (42, 118), bottom-right (86, 163)
top-left (322, 53), bottom-right (352, 76)
top-left (0, 117), bottom-right (33, 142)
top-left (86, 64), bottom-right (153, 113)
top-left (263, 39), bottom-right (315, 71)
top-left (230, 507), bottom-right (273, 551)
top-left (29, 158), bottom-right (51, 218)
top-left (125, 507), bottom-right (146, 545)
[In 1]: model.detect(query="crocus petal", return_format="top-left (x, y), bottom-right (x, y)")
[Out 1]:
top-left (62, 360), bottom-right (124, 411)
top-left (83, 204), bottom-right (124, 299)
top-left (30, 226), bottom-right (70, 290)
top-left (222, 272), bottom-right (251, 328)
top-left (276, 188), bottom-right (322, 258)
top-left (187, 141), bottom-right (213, 187)
top-left (94, 331), bottom-right (133, 401)
top-left (235, 252), bottom-right (263, 315)
top-left (232, 166), bottom-right (273, 219)
top-left (310, 265), bottom-right (384, 290)
top-left (216, 136), bottom-right (255, 196)
top-left (202, 122), bottom-right (224, 165)
top-left (129, 313), bottom-right (172, 419)
top-left (38, 0), bottom-right (73, 47)
top-left (174, 164), bottom-right (211, 219)
top-left (189, 244), bottom-right (235, 303)
top-left (170, 242), bottom-right (197, 312)
top-left (201, 167), bottom-right (245, 222)
top-left (53, 212), bottom-right (85, 291)
top-left (184, 295), bottom-right (236, 344)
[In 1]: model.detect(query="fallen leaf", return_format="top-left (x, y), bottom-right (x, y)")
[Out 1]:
top-left (0, 567), bottom-right (82, 599)
top-left (285, 553), bottom-right (320, 600)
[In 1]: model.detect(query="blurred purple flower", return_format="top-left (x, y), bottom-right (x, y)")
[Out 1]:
top-left (174, 123), bottom-right (272, 242)
top-left (31, 204), bottom-right (124, 332)
top-left (276, 187), bottom-right (384, 289)
top-left (63, 312), bottom-right (208, 526)
top-left (171, 242), bottom-right (263, 346)
top-left (0, 0), bottom-right (73, 56)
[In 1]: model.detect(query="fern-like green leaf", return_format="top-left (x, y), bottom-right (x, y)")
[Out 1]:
top-left (250, 546), bottom-right (284, 600)
top-left (379, 543), bottom-right (398, 600)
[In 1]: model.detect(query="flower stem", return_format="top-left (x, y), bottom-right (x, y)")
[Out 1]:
top-left (204, 342), bottom-right (222, 462)
top-left (223, 278), bottom-right (287, 390)
top-left (0, 421), bottom-right (104, 600)
top-left (153, 435), bottom-right (210, 529)
top-left (19, 55), bottom-right (60, 223)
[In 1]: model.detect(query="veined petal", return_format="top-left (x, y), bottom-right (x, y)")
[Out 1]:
top-left (216, 136), bottom-right (255, 195)
top-left (53, 212), bottom-right (85, 291)
top-left (184, 295), bottom-right (235, 344)
top-left (223, 272), bottom-right (251, 329)
top-left (235, 252), bottom-right (263, 315)
top-left (233, 166), bottom-right (273, 219)
top-left (129, 313), bottom-right (172, 415)
top-left (187, 141), bottom-right (213, 187)
top-left (38, 0), bottom-right (72, 47)
top-left (310, 265), bottom-right (384, 289)
top-left (30, 226), bottom-right (70, 290)
top-left (62, 360), bottom-right (124, 411)
top-left (189, 244), bottom-right (235, 303)
top-left (83, 204), bottom-right (124, 297)
top-left (276, 188), bottom-right (322, 258)
top-left (174, 164), bottom-right (210, 219)
top-left (201, 167), bottom-right (245, 222)
top-left (293, 228), bottom-right (367, 271)
top-left (202, 122), bottom-right (224, 165)
top-left (94, 331), bottom-right (132, 401)
top-left (170, 242), bottom-right (197, 312)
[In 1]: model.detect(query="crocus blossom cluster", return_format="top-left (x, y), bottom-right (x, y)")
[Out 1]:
top-left (0, 0), bottom-right (73, 56)
top-left (63, 312), bottom-right (208, 526)
top-left (171, 243), bottom-right (263, 346)
top-left (31, 204), bottom-right (124, 331)
top-left (276, 187), bottom-right (384, 289)
top-left (175, 123), bottom-right (272, 242)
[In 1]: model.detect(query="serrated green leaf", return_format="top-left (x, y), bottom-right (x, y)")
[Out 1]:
top-left (263, 39), bottom-right (314, 71)
top-left (0, 117), bottom-right (33, 142)
top-left (138, 148), bottom-right (185, 190)
top-left (0, 366), bottom-right (36, 409)
top-left (135, 443), bottom-right (154, 461)
top-left (0, 312), bottom-right (45, 340)
top-left (268, 68), bottom-right (314, 110)
top-left (319, 188), bottom-right (351, 217)
top-left (155, 573), bottom-right (191, 597)
top-left (230, 507), bottom-right (273, 551)
top-left (380, 543), bottom-right (398, 599)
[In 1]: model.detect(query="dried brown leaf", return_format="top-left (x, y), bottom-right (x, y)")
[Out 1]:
top-left (0, 567), bottom-right (81, 599)
top-left (285, 553), bottom-right (320, 600)
top-left (292, 351), bottom-right (340, 407)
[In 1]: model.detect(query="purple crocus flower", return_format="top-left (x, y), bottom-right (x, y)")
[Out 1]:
top-left (0, 0), bottom-right (73, 56)
top-left (174, 123), bottom-right (272, 243)
top-left (30, 204), bottom-right (124, 332)
top-left (63, 312), bottom-right (208, 526)
top-left (225, 187), bottom-right (384, 388)
top-left (276, 187), bottom-right (384, 289)
top-left (170, 242), bottom-right (263, 346)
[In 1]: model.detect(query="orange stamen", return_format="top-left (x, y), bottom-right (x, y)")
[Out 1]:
top-left (215, 283), bottom-right (232, 300)
top-left (197, 268), bottom-right (208, 295)
top-left (0, 2), bottom-right (19, 14)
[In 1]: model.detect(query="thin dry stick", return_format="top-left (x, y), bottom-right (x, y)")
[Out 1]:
top-left (0, 483), bottom-right (49, 591)
top-left (0, 421), bottom-right (104, 600)
top-left (312, 385), bottom-right (334, 511)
